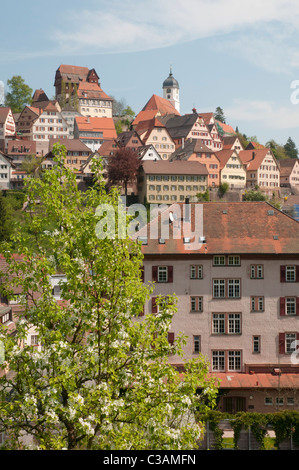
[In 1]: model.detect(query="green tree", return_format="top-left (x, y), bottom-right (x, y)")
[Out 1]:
top-left (265, 140), bottom-right (287, 160)
top-left (284, 137), bottom-right (298, 159)
top-left (5, 76), bottom-right (33, 113)
top-left (0, 193), bottom-right (9, 242)
top-left (0, 144), bottom-right (218, 450)
top-left (20, 155), bottom-right (43, 177)
top-left (242, 189), bottom-right (268, 201)
top-left (214, 106), bottom-right (226, 123)
top-left (72, 84), bottom-right (79, 111)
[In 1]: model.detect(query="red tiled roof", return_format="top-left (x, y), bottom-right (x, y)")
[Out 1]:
top-left (75, 117), bottom-right (117, 140)
top-left (77, 81), bottom-right (112, 101)
top-left (213, 149), bottom-right (239, 169)
top-left (0, 107), bottom-right (11, 123)
top-left (48, 138), bottom-right (91, 152)
top-left (216, 120), bottom-right (236, 135)
top-left (209, 373), bottom-right (299, 389)
top-left (58, 64), bottom-right (89, 77)
top-left (239, 148), bottom-right (272, 171)
top-left (134, 201), bottom-right (299, 255)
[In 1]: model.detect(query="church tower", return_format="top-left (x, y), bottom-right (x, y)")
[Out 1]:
top-left (162, 67), bottom-right (180, 113)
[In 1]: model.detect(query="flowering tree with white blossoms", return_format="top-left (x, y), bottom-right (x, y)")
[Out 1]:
top-left (0, 144), bottom-right (218, 450)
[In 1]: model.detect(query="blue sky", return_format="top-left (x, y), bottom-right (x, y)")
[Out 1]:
top-left (1, 0), bottom-right (299, 148)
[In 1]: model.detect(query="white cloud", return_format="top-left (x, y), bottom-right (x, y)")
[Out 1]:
top-left (51, 0), bottom-right (299, 57)
top-left (226, 98), bottom-right (299, 130)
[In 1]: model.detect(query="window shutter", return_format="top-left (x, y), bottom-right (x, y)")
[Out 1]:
top-left (280, 266), bottom-right (286, 282)
top-left (296, 297), bottom-right (299, 316)
top-left (280, 297), bottom-right (286, 316)
top-left (279, 333), bottom-right (285, 354)
top-left (168, 332), bottom-right (175, 345)
top-left (152, 297), bottom-right (157, 314)
top-left (296, 266), bottom-right (299, 282)
top-left (138, 305), bottom-right (144, 317)
top-left (152, 266), bottom-right (158, 282)
top-left (168, 266), bottom-right (173, 283)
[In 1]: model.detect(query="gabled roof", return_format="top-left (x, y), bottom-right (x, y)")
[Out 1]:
top-left (133, 94), bottom-right (180, 127)
top-left (48, 138), bottom-right (91, 153)
top-left (133, 201), bottom-right (299, 255)
top-left (0, 107), bottom-right (11, 123)
top-left (214, 149), bottom-right (240, 169)
top-left (222, 135), bottom-right (243, 150)
top-left (141, 159), bottom-right (208, 176)
top-left (215, 120), bottom-right (236, 136)
top-left (32, 89), bottom-right (49, 103)
top-left (7, 140), bottom-right (36, 155)
top-left (116, 130), bottom-right (142, 147)
top-left (279, 158), bottom-right (299, 177)
top-left (77, 81), bottom-right (112, 101)
top-left (75, 116), bottom-right (117, 140)
top-left (0, 151), bottom-right (14, 166)
top-left (158, 113), bottom-right (199, 139)
top-left (170, 139), bottom-right (214, 161)
top-left (239, 148), bottom-right (274, 171)
top-left (198, 112), bottom-right (214, 126)
top-left (55, 65), bottom-right (90, 85)
top-left (245, 141), bottom-right (265, 150)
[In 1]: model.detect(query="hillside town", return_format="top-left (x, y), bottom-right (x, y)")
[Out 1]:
top-left (1, 64), bottom-right (299, 450)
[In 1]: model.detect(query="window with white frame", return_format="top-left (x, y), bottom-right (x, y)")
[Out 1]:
top-left (212, 351), bottom-right (225, 371)
top-left (228, 279), bottom-right (240, 298)
top-left (251, 296), bottom-right (264, 312)
top-left (190, 296), bottom-right (203, 312)
top-left (213, 279), bottom-right (225, 298)
top-left (158, 266), bottom-right (168, 283)
top-left (190, 265), bottom-right (203, 279)
top-left (250, 264), bottom-right (264, 279)
top-left (228, 351), bottom-right (241, 371)
top-left (286, 297), bottom-right (296, 315)
top-left (213, 255), bottom-right (225, 266)
top-left (286, 266), bottom-right (296, 282)
top-left (253, 336), bottom-right (261, 353)
top-left (193, 335), bottom-right (201, 354)
top-left (286, 333), bottom-right (297, 353)
top-left (212, 313), bottom-right (225, 334)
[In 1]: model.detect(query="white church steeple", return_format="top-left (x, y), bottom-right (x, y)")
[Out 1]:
top-left (162, 66), bottom-right (180, 113)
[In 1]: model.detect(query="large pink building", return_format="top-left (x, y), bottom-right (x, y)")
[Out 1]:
top-left (135, 201), bottom-right (299, 413)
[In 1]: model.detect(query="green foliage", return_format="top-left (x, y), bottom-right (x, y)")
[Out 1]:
top-left (214, 106), bottom-right (226, 124)
top-left (199, 410), bottom-right (299, 450)
top-left (197, 189), bottom-right (210, 202)
top-left (284, 137), bottom-right (298, 159)
top-left (266, 139), bottom-right (288, 160)
top-left (218, 182), bottom-right (229, 197)
top-left (0, 144), bottom-right (218, 450)
top-left (5, 75), bottom-right (33, 113)
top-left (242, 189), bottom-right (268, 201)
top-left (0, 193), bottom-right (9, 242)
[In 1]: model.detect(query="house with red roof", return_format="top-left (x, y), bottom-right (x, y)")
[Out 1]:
top-left (279, 158), bottom-right (299, 189)
top-left (76, 81), bottom-right (113, 118)
top-left (170, 139), bottom-right (220, 187)
top-left (134, 117), bottom-right (176, 160)
top-left (74, 116), bottom-right (117, 152)
top-left (0, 107), bottom-right (16, 152)
top-left (6, 140), bottom-right (38, 169)
top-left (132, 94), bottom-right (180, 128)
top-left (239, 148), bottom-right (280, 193)
top-left (215, 149), bottom-right (247, 188)
top-left (222, 135), bottom-right (244, 153)
top-left (138, 159), bottom-right (208, 205)
top-left (133, 201), bottom-right (299, 413)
